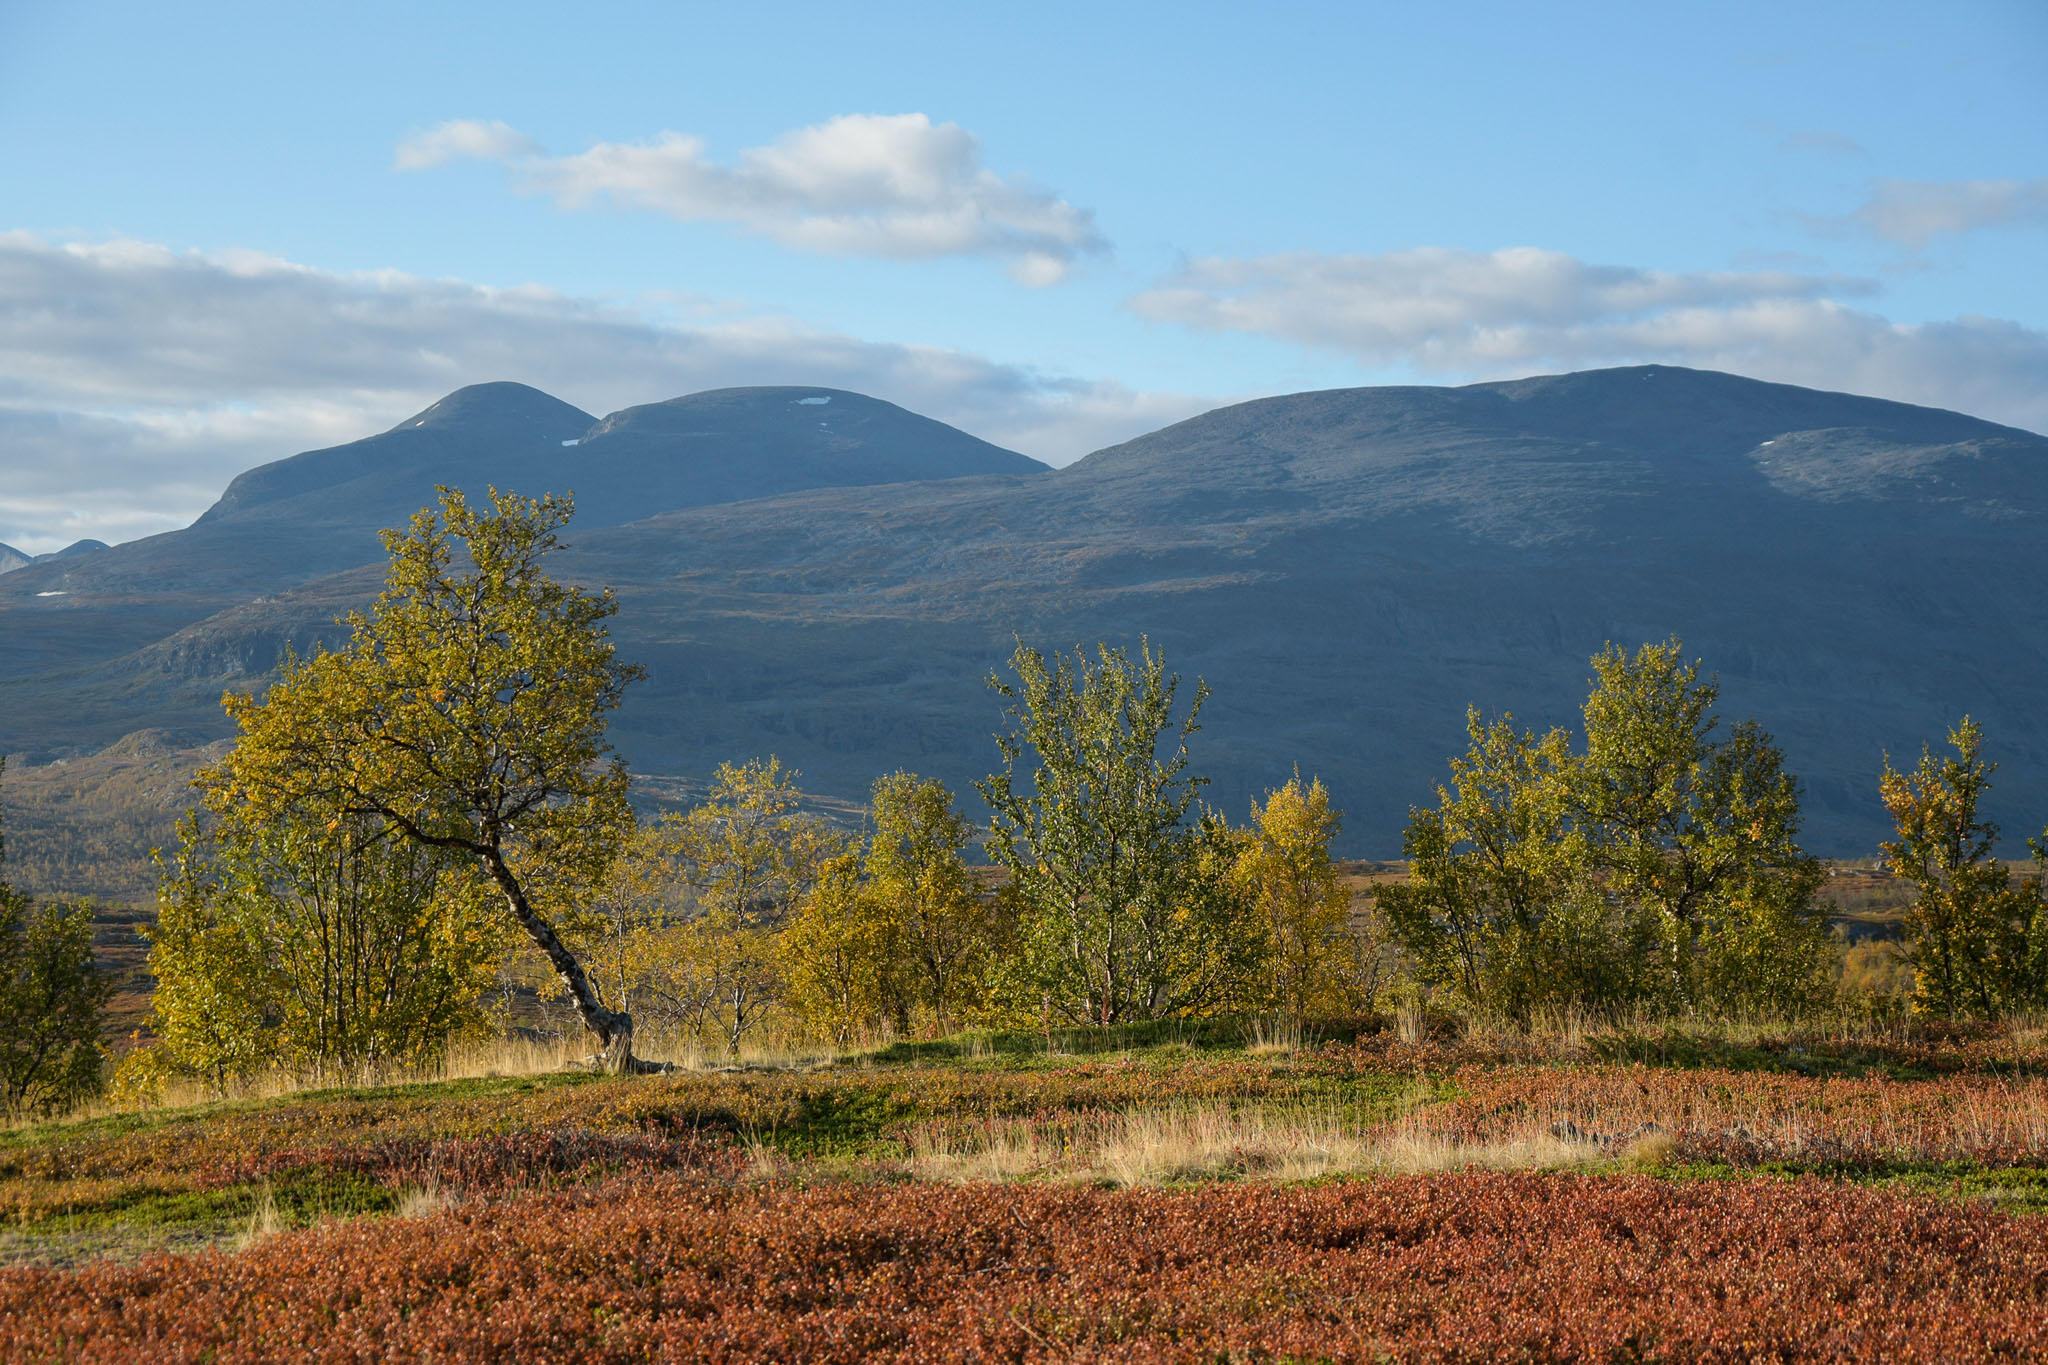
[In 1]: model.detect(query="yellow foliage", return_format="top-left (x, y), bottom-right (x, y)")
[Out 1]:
top-left (1231, 775), bottom-right (1372, 1021)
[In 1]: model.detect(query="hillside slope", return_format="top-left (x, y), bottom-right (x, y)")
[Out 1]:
top-left (6, 366), bottom-right (2044, 854)
top-left (0, 381), bottom-right (1047, 715)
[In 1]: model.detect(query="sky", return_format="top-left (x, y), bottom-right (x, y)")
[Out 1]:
top-left (1, 0), bottom-right (2044, 554)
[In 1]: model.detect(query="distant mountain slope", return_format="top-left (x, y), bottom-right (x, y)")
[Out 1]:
top-left (550, 366), bottom-right (2048, 853)
top-left (562, 387), bottom-right (1047, 524)
top-left (0, 539), bottom-right (103, 574)
top-left (41, 540), bottom-right (110, 560)
top-left (4, 366), bottom-right (2043, 855)
top-left (0, 380), bottom-right (1047, 696)
top-left (199, 381), bottom-right (597, 526)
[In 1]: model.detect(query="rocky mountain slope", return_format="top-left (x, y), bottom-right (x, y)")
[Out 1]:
top-left (5, 366), bottom-right (2043, 855)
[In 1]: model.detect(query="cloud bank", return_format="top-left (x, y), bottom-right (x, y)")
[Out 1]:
top-left (396, 114), bottom-right (1106, 285)
top-left (1130, 246), bottom-right (2048, 433)
top-left (0, 234), bottom-right (1199, 554)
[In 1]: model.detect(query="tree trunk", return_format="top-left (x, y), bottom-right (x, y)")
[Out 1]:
top-left (479, 846), bottom-right (661, 1073)
top-left (598, 1013), bottom-right (636, 1075)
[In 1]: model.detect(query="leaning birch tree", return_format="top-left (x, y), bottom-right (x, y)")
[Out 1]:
top-left (200, 487), bottom-right (653, 1071)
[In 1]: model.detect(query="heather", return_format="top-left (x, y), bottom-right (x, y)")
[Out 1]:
top-left (9, 1174), bottom-right (2048, 1363)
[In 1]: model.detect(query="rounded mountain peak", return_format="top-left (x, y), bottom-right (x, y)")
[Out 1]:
top-left (388, 382), bottom-right (596, 444)
top-left (581, 386), bottom-right (1027, 456)
top-left (563, 387), bottom-right (1046, 517)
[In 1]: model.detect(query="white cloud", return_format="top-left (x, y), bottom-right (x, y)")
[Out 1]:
top-left (395, 113), bottom-right (1106, 283)
top-left (1129, 246), bottom-right (2048, 433)
top-left (0, 233), bottom-right (1204, 552)
top-left (1847, 178), bottom-right (2048, 248)
top-left (393, 118), bottom-right (540, 171)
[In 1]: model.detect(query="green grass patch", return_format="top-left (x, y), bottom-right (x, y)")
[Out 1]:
top-left (1632, 1156), bottom-right (2048, 1212)
top-left (15, 1167), bottom-right (398, 1236)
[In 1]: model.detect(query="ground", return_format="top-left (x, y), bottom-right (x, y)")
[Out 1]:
top-left (4, 1016), bottom-right (2048, 1360)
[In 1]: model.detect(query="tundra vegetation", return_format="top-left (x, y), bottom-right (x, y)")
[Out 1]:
top-left (0, 759), bottom-right (110, 1119)
top-left (7, 488), bottom-right (2048, 1358)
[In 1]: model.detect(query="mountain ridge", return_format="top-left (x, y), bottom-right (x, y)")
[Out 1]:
top-left (4, 365), bottom-right (2044, 856)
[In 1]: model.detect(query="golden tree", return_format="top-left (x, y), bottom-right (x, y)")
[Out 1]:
top-left (200, 487), bottom-right (650, 1071)
top-left (780, 851), bottom-right (902, 1044)
top-left (657, 758), bottom-right (847, 1057)
top-left (866, 772), bottom-right (996, 1035)
top-left (148, 805), bottom-right (507, 1085)
top-left (1231, 775), bottom-right (1370, 1022)
top-left (1882, 717), bottom-right (2048, 1017)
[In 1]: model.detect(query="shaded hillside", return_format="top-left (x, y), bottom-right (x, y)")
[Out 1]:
top-left (6, 365), bottom-right (2045, 854)
top-left (586, 370), bottom-right (2048, 853)
top-left (0, 540), bottom-right (105, 575)
top-left (0, 382), bottom-right (1047, 721)
top-left (197, 382), bottom-right (1041, 541)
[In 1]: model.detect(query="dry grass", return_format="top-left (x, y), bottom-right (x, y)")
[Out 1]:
top-left (39, 1030), bottom-right (867, 1131)
top-left (902, 1099), bottom-right (1610, 1187)
top-left (898, 1052), bottom-right (2048, 1188)
top-left (393, 1177), bottom-right (455, 1221)
top-left (743, 1141), bottom-right (793, 1182)
top-left (233, 1183), bottom-right (283, 1251)
top-left (1244, 1015), bottom-right (1311, 1056)
top-left (1393, 1004), bottom-right (1430, 1045)
top-left (905, 1123), bottom-right (1058, 1182)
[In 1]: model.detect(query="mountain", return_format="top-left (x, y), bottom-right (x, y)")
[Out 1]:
top-left (0, 539), bottom-right (96, 573)
top-left (0, 381), bottom-right (1047, 712)
top-left (4, 366), bottom-right (2044, 856)
top-left (39, 540), bottom-right (110, 561)
top-left (200, 383), bottom-right (1041, 537)
top-left (13, 382), bottom-right (1043, 603)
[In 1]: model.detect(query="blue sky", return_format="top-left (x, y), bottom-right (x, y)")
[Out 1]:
top-left (2, 0), bottom-right (2044, 552)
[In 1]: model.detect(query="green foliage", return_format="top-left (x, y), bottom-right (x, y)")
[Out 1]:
top-left (1570, 641), bottom-right (1830, 1011)
top-left (1881, 718), bottom-right (2048, 1018)
top-left (143, 805), bottom-right (510, 1087)
top-left (0, 759), bottom-right (110, 1117)
top-left (198, 487), bottom-right (645, 1066)
top-left (978, 639), bottom-right (1253, 1025)
top-left (1381, 641), bottom-right (1832, 1018)
top-left (141, 818), bottom-right (274, 1092)
top-left (0, 896), bottom-right (110, 1119)
top-left (1379, 710), bottom-right (1646, 1015)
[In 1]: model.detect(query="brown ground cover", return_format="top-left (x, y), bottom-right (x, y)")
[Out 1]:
top-left (6, 1173), bottom-right (2048, 1363)
top-left (1413, 1065), bottom-right (2048, 1167)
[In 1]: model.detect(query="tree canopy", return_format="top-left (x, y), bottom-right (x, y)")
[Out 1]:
top-left (1380, 639), bottom-right (1831, 1018)
top-left (199, 487), bottom-right (649, 1070)
top-left (978, 639), bottom-right (1254, 1024)
top-left (0, 758), bottom-right (110, 1117)
top-left (1882, 717), bottom-right (2048, 1017)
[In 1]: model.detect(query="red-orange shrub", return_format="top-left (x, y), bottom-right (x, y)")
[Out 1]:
top-left (5, 1173), bottom-right (2048, 1362)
